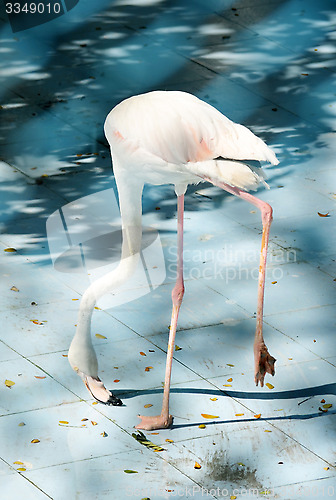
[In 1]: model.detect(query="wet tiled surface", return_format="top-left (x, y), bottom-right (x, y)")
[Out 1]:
top-left (1, 0), bottom-right (335, 498)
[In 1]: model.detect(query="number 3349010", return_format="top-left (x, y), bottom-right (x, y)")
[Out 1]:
top-left (6, 3), bottom-right (62, 14)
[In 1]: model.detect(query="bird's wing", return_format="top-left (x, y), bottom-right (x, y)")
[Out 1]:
top-left (105, 91), bottom-right (278, 167)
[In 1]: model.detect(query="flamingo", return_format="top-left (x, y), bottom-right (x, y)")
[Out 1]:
top-left (68, 90), bottom-right (278, 430)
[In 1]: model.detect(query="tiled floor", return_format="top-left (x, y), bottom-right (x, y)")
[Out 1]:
top-left (1, 0), bottom-right (335, 498)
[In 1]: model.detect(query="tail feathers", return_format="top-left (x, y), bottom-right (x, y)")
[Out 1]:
top-left (186, 159), bottom-right (269, 192)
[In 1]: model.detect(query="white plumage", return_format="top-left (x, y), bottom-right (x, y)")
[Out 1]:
top-left (69, 91), bottom-right (278, 430)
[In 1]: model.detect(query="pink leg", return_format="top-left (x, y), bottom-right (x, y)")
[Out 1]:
top-left (136, 195), bottom-right (185, 430)
top-left (200, 177), bottom-right (276, 387)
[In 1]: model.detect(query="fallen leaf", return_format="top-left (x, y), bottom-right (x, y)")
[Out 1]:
top-left (91, 421), bottom-right (98, 426)
top-left (194, 462), bottom-right (202, 469)
top-left (10, 286), bottom-right (19, 292)
top-left (101, 431), bottom-right (108, 437)
top-left (231, 496), bottom-right (237, 500)
top-left (271, 281), bottom-right (277, 284)
top-left (59, 421), bottom-right (69, 425)
top-left (94, 306), bottom-right (101, 310)
top-left (149, 349), bottom-right (155, 352)
top-left (264, 430), bottom-right (272, 433)
top-left (201, 413), bottom-right (219, 419)
top-left (72, 298), bottom-right (79, 301)
top-left (5, 379), bottom-right (15, 388)
top-left (31, 439), bottom-right (40, 444)
top-left (114, 379), bottom-right (120, 383)
top-left (322, 404), bottom-right (332, 409)
top-left (17, 468), bottom-right (26, 472)
top-left (144, 404), bottom-right (153, 408)
top-left (266, 383), bottom-right (274, 390)
top-left (254, 414), bottom-right (261, 419)
top-left (30, 319), bottom-right (43, 325)
top-left (4, 248), bottom-right (17, 252)
top-left (151, 432), bottom-right (159, 435)
top-left (81, 418), bottom-right (88, 421)
top-left (210, 397), bottom-right (218, 401)
top-left (321, 399), bottom-right (326, 403)
top-left (140, 351), bottom-right (146, 356)
top-left (199, 424), bottom-right (206, 429)
top-left (145, 366), bottom-right (153, 372)
top-left (34, 376), bottom-right (46, 379)
top-left (227, 378), bottom-right (233, 382)
top-left (124, 470), bottom-right (138, 474)
top-left (223, 384), bottom-right (232, 387)
top-left (175, 345), bottom-right (182, 351)
top-left (235, 413), bottom-right (244, 417)
top-left (95, 334), bottom-right (107, 339)
top-left (165, 439), bottom-right (174, 443)
top-left (317, 212), bottom-right (329, 217)
top-left (13, 461), bottom-right (24, 465)
top-left (92, 401), bottom-right (98, 405)
top-left (324, 467), bottom-right (330, 471)
top-left (227, 363), bottom-right (234, 367)
top-left (62, 354), bottom-right (68, 358)
top-left (238, 462), bottom-right (245, 466)
top-left (18, 422), bottom-right (25, 427)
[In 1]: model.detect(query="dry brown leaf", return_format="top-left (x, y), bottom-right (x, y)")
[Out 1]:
top-left (144, 404), bottom-right (153, 408)
top-left (227, 378), bottom-right (233, 382)
top-left (18, 422), bottom-right (25, 427)
top-left (264, 430), bottom-right (272, 432)
top-left (271, 281), bottom-right (277, 284)
top-left (201, 413), bottom-right (219, 419)
top-left (317, 212), bottom-right (330, 217)
top-left (4, 248), bottom-right (17, 252)
top-left (114, 379), bottom-right (120, 383)
top-left (321, 399), bottom-right (326, 403)
top-left (34, 376), bottom-right (46, 379)
top-left (11, 286), bottom-right (19, 292)
top-left (145, 366), bottom-right (153, 372)
top-left (140, 351), bottom-right (146, 356)
top-left (227, 363), bottom-right (234, 367)
top-left (254, 414), bottom-right (261, 419)
top-left (5, 379), bottom-right (15, 388)
top-left (30, 319), bottom-right (43, 325)
top-left (194, 462), bottom-right (202, 469)
top-left (31, 439), bottom-right (40, 444)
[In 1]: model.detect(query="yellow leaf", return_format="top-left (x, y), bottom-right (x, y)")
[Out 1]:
top-left (34, 376), bottom-right (46, 379)
top-left (194, 462), bottom-right (202, 469)
top-left (227, 363), bottom-right (234, 367)
top-left (322, 404), bottom-right (332, 409)
top-left (223, 384), bottom-right (232, 387)
top-left (5, 379), bottom-right (15, 388)
top-left (227, 378), bottom-right (233, 382)
top-left (238, 462), bottom-right (245, 466)
top-left (231, 496), bottom-right (237, 500)
top-left (91, 421), bottom-right (98, 426)
top-left (124, 470), bottom-right (138, 474)
top-left (94, 306), bottom-right (101, 310)
top-left (151, 432), bottom-right (159, 435)
top-left (264, 430), bottom-right (272, 433)
top-left (201, 413), bottom-right (219, 419)
top-left (165, 439), bottom-right (174, 443)
top-left (59, 421), bottom-right (69, 425)
top-left (95, 334), bottom-right (107, 339)
top-left (18, 422), bottom-right (25, 427)
top-left (199, 424), bottom-right (206, 429)
top-left (140, 351), bottom-right (146, 356)
top-left (17, 468), bottom-right (26, 472)
top-left (254, 414), bottom-right (261, 419)
top-left (175, 345), bottom-right (182, 351)
top-left (271, 281), bottom-right (277, 284)
top-left (324, 467), bottom-right (330, 471)
top-left (101, 431), bottom-right (108, 437)
top-left (11, 286), bottom-right (19, 292)
top-left (13, 461), bottom-right (24, 465)
top-left (210, 397), bottom-right (218, 401)
top-left (266, 383), bottom-right (274, 390)
top-left (31, 439), bottom-right (40, 444)
top-left (235, 413), bottom-right (244, 417)
top-left (92, 401), bottom-right (98, 405)
top-left (144, 404), bottom-right (153, 408)
top-left (4, 247), bottom-right (17, 252)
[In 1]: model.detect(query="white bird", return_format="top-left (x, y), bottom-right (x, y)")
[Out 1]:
top-left (68, 90), bottom-right (278, 430)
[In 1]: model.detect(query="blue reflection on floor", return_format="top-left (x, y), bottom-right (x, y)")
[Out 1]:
top-left (0, 0), bottom-right (335, 498)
